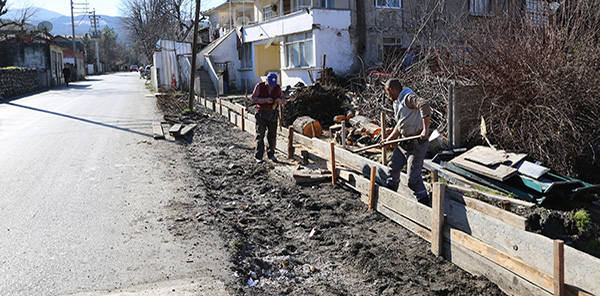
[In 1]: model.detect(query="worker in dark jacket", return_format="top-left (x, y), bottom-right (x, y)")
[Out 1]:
top-left (379, 78), bottom-right (431, 203)
top-left (251, 73), bottom-right (286, 163)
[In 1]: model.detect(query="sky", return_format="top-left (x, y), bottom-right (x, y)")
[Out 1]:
top-left (9, 0), bottom-right (124, 17)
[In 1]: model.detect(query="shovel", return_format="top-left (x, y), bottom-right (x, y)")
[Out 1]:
top-left (350, 129), bottom-right (440, 153)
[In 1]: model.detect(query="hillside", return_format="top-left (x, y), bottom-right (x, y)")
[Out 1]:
top-left (4, 7), bottom-right (127, 40)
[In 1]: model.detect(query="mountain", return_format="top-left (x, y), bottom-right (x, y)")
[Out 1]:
top-left (3, 7), bottom-right (128, 41)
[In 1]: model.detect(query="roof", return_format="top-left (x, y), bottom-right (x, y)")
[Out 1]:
top-left (202, 0), bottom-right (254, 16)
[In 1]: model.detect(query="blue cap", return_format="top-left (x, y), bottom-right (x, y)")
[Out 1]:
top-left (267, 73), bottom-right (278, 86)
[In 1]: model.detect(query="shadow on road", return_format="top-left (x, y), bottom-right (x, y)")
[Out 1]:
top-left (63, 84), bottom-right (92, 89)
top-left (4, 102), bottom-right (158, 138)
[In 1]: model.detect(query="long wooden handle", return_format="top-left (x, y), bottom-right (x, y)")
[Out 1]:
top-left (351, 134), bottom-right (421, 153)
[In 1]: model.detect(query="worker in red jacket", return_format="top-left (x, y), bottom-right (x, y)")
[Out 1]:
top-left (251, 73), bottom-right (286, 163)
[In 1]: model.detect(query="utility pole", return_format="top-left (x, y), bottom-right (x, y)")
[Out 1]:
top-left (70, 0), bottom-right (89, 80)
top-left (189, 0), bottom-right (201, 110)
top-left (89, 8), bottom-right (101, 73)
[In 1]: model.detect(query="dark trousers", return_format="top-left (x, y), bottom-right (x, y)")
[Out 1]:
top-left (386, 139), bottom-right (429, 200)
top-left (255, 115), bottom-right (278, 159)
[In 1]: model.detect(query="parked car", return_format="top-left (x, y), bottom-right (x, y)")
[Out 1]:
top-left (129, 65), bottom-right (138, 72)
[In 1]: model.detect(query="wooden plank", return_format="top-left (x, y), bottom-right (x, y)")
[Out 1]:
top-left (555, 240), bottom-right (565, 296)
top-left (448, 227), bottom-right (553, 293)
top-left (169, 123), bottom-right (182, 134)
top-left (179, 123), bottom-right (197, 136)
top-left (445, 188), bottom-right (528, 230)
top-left (450, 156), bottom-right (518, 181)
top-left (431, 183), bottom-right (446, 256)
top-left (152, 122), bottom-right (164, 139)
top-left (446, 184), bottom-right (536, 208)
top-left (337, 168), bottom-right (431, 229)
top-left (461, 145), bottom-right (528, 167)
top-left (444, 197), bottom-right (600, 296)
top-left (444, 230), bottom-right (553, 296)
top-left (464, 145), bottom-right (512, 166)
top-left (220, 99), bottom-right (245, 115)
top-left (379, 204), bottom-right (432, 242)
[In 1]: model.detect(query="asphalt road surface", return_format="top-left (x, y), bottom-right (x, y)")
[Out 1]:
top-left (0, 73), bottom-right (230, 295)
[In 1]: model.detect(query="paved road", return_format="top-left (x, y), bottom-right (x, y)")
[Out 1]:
top-left (0, 73), bottom-right (229, 295)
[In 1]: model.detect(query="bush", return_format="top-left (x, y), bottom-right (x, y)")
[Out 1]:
top-left (448, 1), bottom-right (600, 179)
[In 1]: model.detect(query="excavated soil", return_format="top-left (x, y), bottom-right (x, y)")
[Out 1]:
top-left (166, 106), bottom-right (506, 295)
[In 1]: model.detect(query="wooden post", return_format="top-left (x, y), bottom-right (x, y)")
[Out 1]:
top-left (431, 183), bottom-right (446, 256)
top-left (341, 121), bottom-right (347, 149)
top-left (241, 109), bottom-right (245, 131)
top-left (219, 98), bottom-right (222, 116)
top-left (301, 150), bottom-right (309, 165)
top-left (244, 79), bottom-right (249, 111)
top-left (330, 142), bottom-right (336, 185)
top-left (279, 104), bottom-right (283, 131)
top-left (368, 166), bottom-right (377, 210)
top-left (288, 127), bottom-right (294, 159)
top-left (380, 111), bottom-right (387, 165)
top-left (554, 239), bottom-right (565, 296)
top-left (431, 170), bottom-right (438, 183)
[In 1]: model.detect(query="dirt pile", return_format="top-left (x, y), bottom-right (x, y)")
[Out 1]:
top-left (171, 105), bottom-right (506, 295)
top-left (282, 83), bottom-right (352, 127)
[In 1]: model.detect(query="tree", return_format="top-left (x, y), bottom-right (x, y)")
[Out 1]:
top-left (1, 0), bottom-right (7, 18)
top-left (99, 26), bottom-right (127, 70)
top-left (0, 0), bottom-right (38, 37)
top-left (121, 0), bottom-right (194, 62)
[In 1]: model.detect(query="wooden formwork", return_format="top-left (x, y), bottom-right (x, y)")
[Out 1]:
top-left (197, 96), bottom-right (599, 296)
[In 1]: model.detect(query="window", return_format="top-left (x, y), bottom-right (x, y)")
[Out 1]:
top-left (469, 0), bottom-right (491, 16)
top-left (526, 0), bottom-right (549, 27)
top-left (319, 0), bottom-right (334, 8)
top-left (376, 0), bottom-right (401, 9)
top-left (240, 43), bottom-right (252, 69)
top-left (379, 37), bottom-right (402, 60)
top-left (292, 0), bottom-right (310, 12)
top-left (262, 6), bottom-right (274, 21)
top-left (286, 32), bottom-right (314, 68)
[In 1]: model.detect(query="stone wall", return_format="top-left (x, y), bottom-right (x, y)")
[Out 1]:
top-left (0, 68), bottom-right (41, 99)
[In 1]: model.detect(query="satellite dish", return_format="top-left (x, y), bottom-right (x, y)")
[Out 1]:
top-left (25, 25), bottom-right (36, 34)
top-left (235, 16), bottom-right (250, 27)
top-left (37, 21), bottom-right (53, 33)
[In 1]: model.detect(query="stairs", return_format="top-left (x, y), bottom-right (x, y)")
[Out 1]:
top-left (197, 69), bottom-right (217, 98)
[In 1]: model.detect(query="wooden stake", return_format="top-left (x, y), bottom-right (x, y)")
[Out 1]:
top-left (244, 79), bottom-right (249, 111)
top-left (241, 109), bottom-right (245, 131)
top-left (301, 150), bottom-right (309, 165)
top-left (330, 142), bottom-right (336, 185)
top-left (554, 239), bottom-right (565, 296)
top-left (368, 166), bottom-right (377, 210)
top-left (431, 183), bottom-right (446, 256)
top-left (380, 111), bottom-right (387, 165)
top-left (288, 127), bottom-right (294, 159)
top-left (219, 98), bottom-right (222, 116)
top-left (431, 170), bottom-right (438, 183)
top-left (341, 121), bottom-right (347, 149)
top-left (279, 104), bottom-right (283, 131)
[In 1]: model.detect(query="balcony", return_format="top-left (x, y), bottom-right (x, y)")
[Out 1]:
top-left (243, 6), bottom-right (351, 43)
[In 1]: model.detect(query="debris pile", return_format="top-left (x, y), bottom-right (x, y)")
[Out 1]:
top-left (282, 83), bottom-right (351, 127)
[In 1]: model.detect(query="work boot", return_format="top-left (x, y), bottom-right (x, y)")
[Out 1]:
top-left (385, 177), bottom-right (399, 191)
top-left (255, 158), bottom-right (264, 163)
top-left (269, 155), bottom-right (278, 163)
top-left (417, 196), bottom-right (431, 207)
